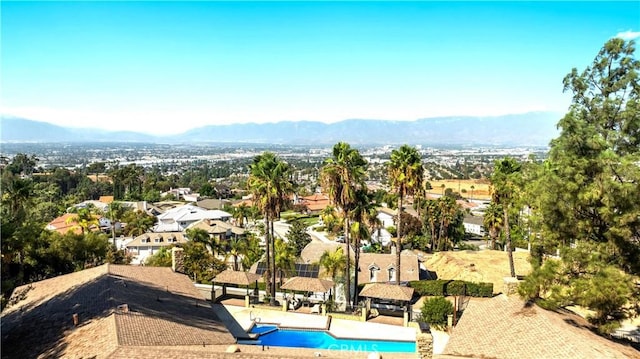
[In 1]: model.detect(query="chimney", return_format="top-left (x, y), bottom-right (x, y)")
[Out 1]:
top-left (172, 247), bottom-right (185, 273)
top-left (117, 304), bottom-right (129, 313)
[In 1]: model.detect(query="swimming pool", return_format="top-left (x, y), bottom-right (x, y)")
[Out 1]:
top-left (248, 324), bottom-right (416, 353)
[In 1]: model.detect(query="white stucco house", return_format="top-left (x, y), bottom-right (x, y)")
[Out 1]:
top-left (463, 215), bottom-right (485, 236)
top-left (153, 204), bottom-right (232, 232)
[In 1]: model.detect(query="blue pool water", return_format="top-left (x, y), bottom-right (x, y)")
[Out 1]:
top-left (249, 324), bottom-right (416, 353)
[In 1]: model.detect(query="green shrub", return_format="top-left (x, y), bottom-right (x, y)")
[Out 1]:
top-left (420, 296), bottom-right (453, 330)
top-left (409, 279), bottom-right (493, 297)
top-left (445, 280), bottom-right (467, 295)
top-left (409, 280), bottom-right (446, 296)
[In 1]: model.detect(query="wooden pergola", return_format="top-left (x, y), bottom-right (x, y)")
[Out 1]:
top-left (212, 269), bottom-right (262, 302)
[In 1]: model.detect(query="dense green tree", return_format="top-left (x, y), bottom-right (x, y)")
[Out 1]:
top-left (5, 153), bottom-right (38, 175)
top-left (388, 145), bottom-right (423, 284)
top-left (537, 38), bottom-right (640, 272)
top-left (241, 233), bottom-right (264, 271)
top-left (420, 296), bottom-right (454, 330)
top-left (121, 210), bottom-right (156, 236)
top-left (182, 242), bottom-right (226, 283)
top-left (286, 220), bottom-right (312, 257)
top-left (145, 247), bottom-right (173, 267)
top-left (521, 38), bottom-right (640, 332)
top-left (320, 142), bottom-right (367, 305)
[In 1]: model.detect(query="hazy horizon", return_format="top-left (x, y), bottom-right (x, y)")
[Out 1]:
top-left (2, 1), bottom-right (638, 135)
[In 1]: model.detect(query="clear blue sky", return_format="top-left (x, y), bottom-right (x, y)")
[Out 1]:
top-left (1, 1), bottom-right (638, 135)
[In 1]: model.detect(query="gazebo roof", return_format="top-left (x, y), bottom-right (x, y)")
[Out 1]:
top-left (213, 269), bottom-right (262, 286)
top-left (360, 283), bottom-right (414, 301)
top-left (280, 276), bottom-right (334, 293)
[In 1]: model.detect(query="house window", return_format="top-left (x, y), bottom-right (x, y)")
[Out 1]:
top-left (388, 267), bottom-right (396, 282)
top-left (370, 268), bottom-right (378, 282)
top-left (154, 238), bottom-right (163, 243)
top-left (368, 264), bottom-right (380, 282)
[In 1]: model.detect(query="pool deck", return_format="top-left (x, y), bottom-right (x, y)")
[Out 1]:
top-left (220, 303), bottom-right (421, 358)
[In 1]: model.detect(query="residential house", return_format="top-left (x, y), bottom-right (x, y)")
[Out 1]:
top-left (372, 207), bottom-right (395, 246)
top-left (197, 198), bottom-right (231, 210)
top-left (160, 187), bottom-right (193, 200)
top-left (1, 264), bottom-right (236, 358)
top-left (357, 251), bottom-right (419, 284)
top-left (463, 214), bottom-right (484, 236)
top-left (45, 213), bottom-right (114, 235)
top-left (70, 199), bottom-right (109, 213)
top-left (153, 204), bottom-right (232, 232)
top-left (300, 242), bottom-right (353, 266)
top-left (187, 219), bottom-right (246, 242)
top-left (437, 294), bottom-right (638, 359)
top-left (125, 232), bottom-right (186, 264)
top-left (297, 193), bottom-right (331, 214)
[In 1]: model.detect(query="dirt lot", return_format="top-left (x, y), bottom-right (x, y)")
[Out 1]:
top-left (422, 250), bottom-right (532, 293)
top-left (426, 179), bottom-right (492, 200)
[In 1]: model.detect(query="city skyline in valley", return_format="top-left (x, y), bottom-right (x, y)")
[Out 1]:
top-left (2, 1), bottom-right (638, 135)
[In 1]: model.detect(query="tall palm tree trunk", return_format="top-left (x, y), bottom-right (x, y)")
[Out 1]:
top-left (396, 194), bottom-right (403, 285)
top-left (264, 214), bottom-right (274, 305)
top-left (352, 235), bottom-right (360, 308)
top-left (270, 218), bottom-right (277, 304)
top-left (344, 217), bottom-right (351, 310)
top-left (504, 205), bottom-right (516, 278)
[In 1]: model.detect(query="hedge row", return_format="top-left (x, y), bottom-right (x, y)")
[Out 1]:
top-left (408, 279), bottom-right (493, 297)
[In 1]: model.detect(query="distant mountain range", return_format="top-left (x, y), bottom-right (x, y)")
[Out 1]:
top-left (0, 112), bottom-right (561, 145)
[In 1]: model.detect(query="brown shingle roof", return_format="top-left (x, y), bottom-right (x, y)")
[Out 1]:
top-left (360, 283), bottom-right (414, 301)
top-left (1, 264), bottom-right (235, 358)
top-left (213, 269), bottom-right (262, 286)
top-left (358, 251), bottom-right (419, 284)
top-left (438, 295), bottom-right (639, 359)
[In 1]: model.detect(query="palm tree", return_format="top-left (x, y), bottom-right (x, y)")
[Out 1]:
top-left (318, 247), bottom-right (347, 302)
top-left (424, 199), bottom-right (440, 252)
top-left (388, 145), bottom-right (423, 284)
top-left (491, 157), bottom-right (522, 278)
top-left (186, 227), bottom-right (220, 256)
top-left (106, 201), bottom-right (127, 246)
top-left (483, 202), bottom-right (503, 250)
top-left (470, 185), bottom-right (475, 200)
top-left (226, 236), bottom-right (247, 271)
top-left (233, 203), bottom-right (250, 228)
top-left (320, 142), bottom-right (367, 307)
top-left (274, 238), bottom-right (296, 286)
top-left (248, 152), bottom-right (294, 304)
top-left (436, 196), bottom-right (458, 251)
top-left (349, 188), bottom-right (377, 307)
top-left (66, 206), bottom-right (99, 235)
top-left (241, 233), bottom-right (264, 270)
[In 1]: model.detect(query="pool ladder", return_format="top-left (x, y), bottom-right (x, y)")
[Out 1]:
top-left (250, 311), bottom-right (262, 323)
